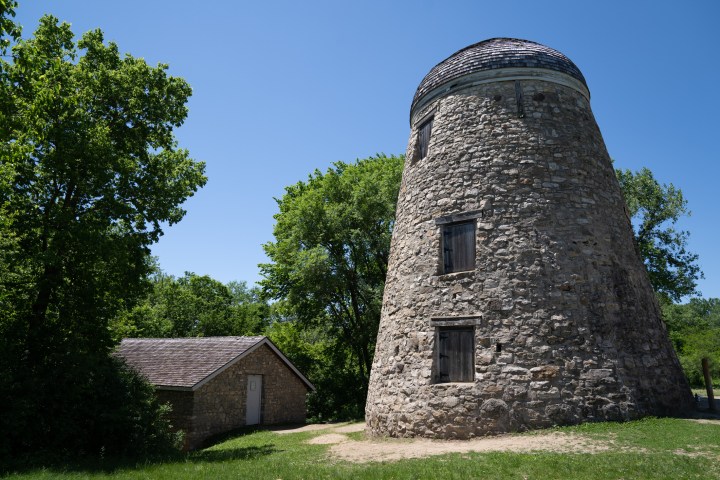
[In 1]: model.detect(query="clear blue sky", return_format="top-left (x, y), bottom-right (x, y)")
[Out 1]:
top-left (15, 1), bottom-right (720, 300)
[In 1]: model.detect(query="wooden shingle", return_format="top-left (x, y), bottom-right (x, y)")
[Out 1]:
top-left (117, 336), bottom-right (313, 391)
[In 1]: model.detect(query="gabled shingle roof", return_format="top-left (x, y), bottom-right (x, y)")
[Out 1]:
top-left (117, 336), bottom-right (314, 391)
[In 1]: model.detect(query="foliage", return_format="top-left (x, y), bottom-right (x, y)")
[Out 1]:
top-left (616, 167), bottom-right (711, 386)
top-left (260, 154), bottom-right (404, 419)
top-left (265, 318), bottom-right (366, 420)
top-left (616, 167), bottom-right (702, 302)
top-left (0, 12), bottom-right (205, 461)
top-left (0, 1), bottom-right (20, 53)
top-left (661, 297), bottom-right (720, 386)
top-left (111, 272), bottom-right (271, 340)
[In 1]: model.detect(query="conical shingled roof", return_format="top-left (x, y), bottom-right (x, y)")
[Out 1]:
top-left (411, 38), bottom-right (588, 112)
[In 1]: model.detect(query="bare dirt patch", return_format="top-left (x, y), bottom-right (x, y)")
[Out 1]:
top-left (293, 422), bottom-right (613, 461)
top-left (272, 422), bottom-right (354, 435)
top-left (329, 432), bottom-right (612, 463)
top-left (289, 420), bottom-right (720, 463)
top-left (308, 433), bottom-right (349, 445)
top-left (332, 423), bottom-right (366, 433)
top-left (688, 418), bottom-right (720, 426)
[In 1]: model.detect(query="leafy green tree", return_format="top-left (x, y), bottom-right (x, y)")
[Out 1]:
top-left (0, 0), bottom-right (21, 328)
top-left (111, 273), bottom-right (271, 340)
top-left (616, 167), bottom-right (702, 302)
top-left (227, 280), bottom-right (273, 335)
top-left (662, 297), bottom-right (720, 333)
top-left (170, 273), bottom-right (235, 336)
top-left (661, 298), bottom-right (720, 386)
top-left (0, 1), bottom-right (18, 38)
top-left (260, 154), bottom-right (404, 418)
top-left (265, 317), bottom-right (367, 420)
top-left (0, 13), bottom-right (205, 460)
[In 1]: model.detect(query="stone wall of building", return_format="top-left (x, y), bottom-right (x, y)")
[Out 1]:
top-left (156, 389), bottom-right (195, 449)
top-left (365, 75), bottom-right (693, 439)
top-left (189, 344), bottom-right (309, 447)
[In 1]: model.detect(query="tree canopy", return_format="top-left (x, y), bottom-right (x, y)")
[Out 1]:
top-left (0, 1), bottom-right (19, 52)
top-left (0, 12), bottom-right (205, 460)
top-left (111, 271), bottom-right (271, 340)
top-left (661, 297), bottom-right (720, 386)
top-left (616, 167), bottom-right (702, 302)
top-left (260, 154), bottom-right (403, 418)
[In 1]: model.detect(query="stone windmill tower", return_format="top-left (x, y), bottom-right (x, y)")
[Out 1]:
top-left (365, 38), bottom-right (692, 439)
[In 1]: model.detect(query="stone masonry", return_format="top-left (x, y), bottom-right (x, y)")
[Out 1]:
top-left (118, 337), bottom-right (312, 450)
top-left (185, 343), bottom-right (309, 447)
top-left (365, 38), bottom-right (693, 439)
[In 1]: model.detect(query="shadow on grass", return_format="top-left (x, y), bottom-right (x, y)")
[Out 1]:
top-left (196, 424), bottom-right (265, 449)
top-left (1, 453), bottom-right (180, 476)
top-left (189, 443), bottom-right (277, 463)
top-left (3, 429), bottom-right (278, 476)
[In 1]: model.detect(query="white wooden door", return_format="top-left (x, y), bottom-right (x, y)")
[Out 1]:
top-left (246, 375), bottom-right (262, 425)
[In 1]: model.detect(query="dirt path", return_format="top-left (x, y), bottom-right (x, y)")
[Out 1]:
top-left (277, 422), bottom-right (611, 463)
top-left (329, 431), bottom-right (613, 462)
top-left (276, 419), bottom-right (720, 463)
top-left (272, 422), bottom-right (365, 435)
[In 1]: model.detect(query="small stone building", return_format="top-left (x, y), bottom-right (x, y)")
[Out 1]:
top-left (118, 336), bottom-right (314, 449)
top-left (366, 38), bottom-right (693, 439)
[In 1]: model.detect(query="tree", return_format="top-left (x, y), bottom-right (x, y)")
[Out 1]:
top-left (227, 280), bottom-right (274, 335)
top-left (616, 167), bottom-right (702, 302)
top-left (0, 0), bottom-right (20, 325)
top-left (260, 154), bottom-right (403, 418)
top-left (0, 1), bottom-right (19, 53)
top-left (111, 272), bottom-right (271, 340)
top-left (661, 298), bottom-right (720, 386)
top-left (265, 316), bottom-right (368, 420)
top-left (0, 13), bottom-right (205, 460)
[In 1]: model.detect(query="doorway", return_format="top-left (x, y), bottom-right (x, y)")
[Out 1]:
top-left (246, 374), bottom-right (262, 425)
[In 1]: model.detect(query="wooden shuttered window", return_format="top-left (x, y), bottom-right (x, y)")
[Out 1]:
top-left (418, 117), bottom-right (433, 159)
top-left (442, 221), bottom-right (475, 273)
top-left (437, 327), bottom-right (474, 383)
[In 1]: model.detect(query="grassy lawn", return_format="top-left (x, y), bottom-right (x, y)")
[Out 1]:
top-left (5, 417), bottom-right (720, 479)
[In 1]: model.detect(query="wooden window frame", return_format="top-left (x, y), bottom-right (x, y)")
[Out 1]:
top-left (434, 326), bottom-right (475, 383)
top-left (417, 116), bottom-right (433, 160)
top-left (441, 220), bottom-right (476, 274)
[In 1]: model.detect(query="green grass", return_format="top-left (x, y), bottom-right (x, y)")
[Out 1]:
top-left (4, 418), bottom-right (720, 480)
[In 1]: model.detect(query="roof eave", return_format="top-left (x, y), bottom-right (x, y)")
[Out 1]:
top-left (410, 66), bottom-right (591, 125)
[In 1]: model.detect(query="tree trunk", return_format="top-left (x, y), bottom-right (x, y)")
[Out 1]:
top-left (702, 357), bottom-right (715, 411)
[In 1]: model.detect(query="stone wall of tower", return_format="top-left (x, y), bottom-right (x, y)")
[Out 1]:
top-left (365, 77), bottom-right (693, 439)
